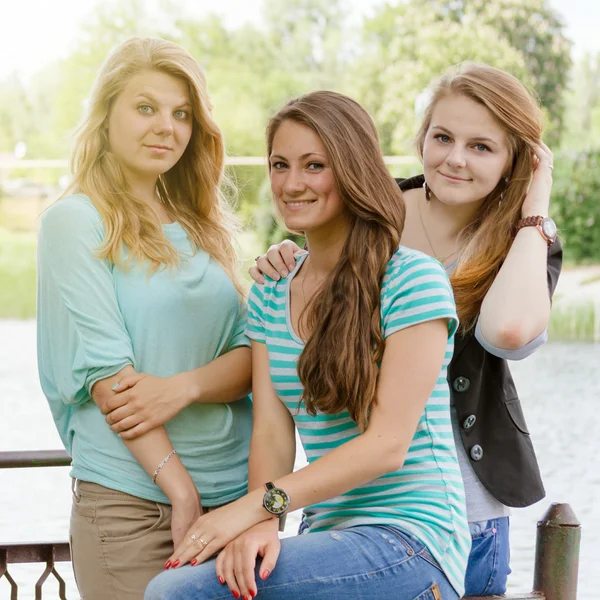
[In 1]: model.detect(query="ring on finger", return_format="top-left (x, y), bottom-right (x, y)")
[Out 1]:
top-left (190, 533), bottom-right (208, 549)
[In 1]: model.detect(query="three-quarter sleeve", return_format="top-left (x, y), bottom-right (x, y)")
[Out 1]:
top-left (226, 300), bottom-right (251, 351)
top-left (37, 196), bottom-right (135, 410)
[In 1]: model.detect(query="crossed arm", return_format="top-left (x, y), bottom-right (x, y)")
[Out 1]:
top-left (100, 347), bottom-right (252, 440)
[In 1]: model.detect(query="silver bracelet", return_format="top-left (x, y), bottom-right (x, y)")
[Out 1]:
top-left (152, 449), bottom-right (177, 483)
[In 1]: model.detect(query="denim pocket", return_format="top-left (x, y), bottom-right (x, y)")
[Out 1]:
top-left (376, 526), bottom-right (442, 574)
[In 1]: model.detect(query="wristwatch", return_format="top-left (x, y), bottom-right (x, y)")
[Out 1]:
top-left (515, 216), bottom-right (557, 247)
top-left (262, 482), bottom-right (290, 518)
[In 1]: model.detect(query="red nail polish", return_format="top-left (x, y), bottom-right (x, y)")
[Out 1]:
top-left (164, 560), bottom-right (171, 569)
top-left (232, 592), bottom-right (240, 599)
top-left (190, 559), bottom-right (197, 566)
top-left (261, 569), bottom-right (270, 580)
top-left (172, 560), bottom-right (180, 568)
top-left (250, 590), bottom-right (256, 598)
top-left (218, 576), bottom-right (225, 584)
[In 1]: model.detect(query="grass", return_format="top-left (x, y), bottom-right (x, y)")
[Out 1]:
top-left (0, 228), bottom-right (37, 318)
top-left (548, 301), bottom-right (600, 343)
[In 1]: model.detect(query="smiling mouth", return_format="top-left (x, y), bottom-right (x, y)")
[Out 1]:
top-left (440, 172), bottom-right (470, 182)
top-left (285, 200), bottom-right (316, 207)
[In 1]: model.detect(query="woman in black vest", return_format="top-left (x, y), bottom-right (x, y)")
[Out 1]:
top-left (251, 62), bottom-right (562, 596)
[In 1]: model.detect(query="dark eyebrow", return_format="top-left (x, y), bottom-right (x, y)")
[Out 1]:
top-left (134, 93), bottom-right (192, 109)
top-left (431, 125), bottom-right (499, 146)
top-left (270, 152), bottom-right (327, 161)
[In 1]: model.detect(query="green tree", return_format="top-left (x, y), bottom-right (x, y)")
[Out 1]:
top-left (355, 0), bottom-right (571, 153)
top-left (353, 2), bottom-right (527, 154)
top-left (562, 51), bottom-right (600, 151)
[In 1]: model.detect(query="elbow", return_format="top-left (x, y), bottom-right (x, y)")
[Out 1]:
top-left (379, 440), bottom-right (408, 473)
top-left (494, 324), bottom-right (532, 350)
top-left (493, 321), bottom-right (546, 351)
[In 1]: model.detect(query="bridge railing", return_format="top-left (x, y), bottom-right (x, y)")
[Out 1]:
top-left (0, 450), bottom-right (581, 599)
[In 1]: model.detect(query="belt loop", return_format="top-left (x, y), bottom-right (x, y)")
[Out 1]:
top-left (71, 477), bottom-right (81, 501)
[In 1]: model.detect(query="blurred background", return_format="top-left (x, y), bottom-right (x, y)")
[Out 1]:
top-left (0, 0), bottom-right (599, 598)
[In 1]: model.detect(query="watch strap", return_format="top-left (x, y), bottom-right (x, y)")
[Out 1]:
top-left (515, 215), bottom-right (553, 247)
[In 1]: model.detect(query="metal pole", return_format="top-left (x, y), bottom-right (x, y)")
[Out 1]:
top-left (0, 449), bottom-right (71, 468)
top-left (533, 503), bottom-right (581, 600)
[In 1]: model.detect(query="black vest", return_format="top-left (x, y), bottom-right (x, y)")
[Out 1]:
top-left (397, 175), bottom-right (563, 506)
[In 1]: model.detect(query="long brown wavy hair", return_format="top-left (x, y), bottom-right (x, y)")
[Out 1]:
top-left (267, 91), bottom-right (406, 429)
top-left (415, 63), bottom-right (544, 332)
top-left (62, 37), bottom-right (242, 293)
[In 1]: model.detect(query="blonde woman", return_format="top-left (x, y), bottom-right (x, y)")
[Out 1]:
top-left (37, 37), bottom-right (252, 599)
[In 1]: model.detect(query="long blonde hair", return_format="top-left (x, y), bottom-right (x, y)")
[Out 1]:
top-left (64, 37), bottom-right (242, 291)
top-left (267, 91), bottom-right (405, 430)
top-left (415, 63), bottom-right (544, 332)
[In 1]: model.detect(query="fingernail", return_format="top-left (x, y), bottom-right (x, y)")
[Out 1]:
top-left (111, 383), bottom-right (120, 391)
top-left (250, 590), bottom-right (256, 598)
top-left (191, 559), bottom-right (197, 566)
top-left (172, 560), bottom-right (180, 568)
top-left (288, 263), bottom-right (296, 271)
top-left (164, 560), bottom-right (171, 569)
top-left (232, 592), bottom-right (240, 599)
top-left (260, 570), bottom-right (270, 580)
top-left (218, 576), bottom-right (225, 584)
top-left (281, 270), bottom-right (288, 277)
top-left (273, 274), bottom-right (280, 280)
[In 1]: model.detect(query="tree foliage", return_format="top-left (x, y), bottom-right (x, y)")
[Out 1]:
top-left (0, 0), bottom-right (594, 260)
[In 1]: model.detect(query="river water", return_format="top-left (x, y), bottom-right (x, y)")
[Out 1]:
top-left (1, 320), bottom-right (598, 599)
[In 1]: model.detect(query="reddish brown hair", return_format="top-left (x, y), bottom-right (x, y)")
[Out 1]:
top-left (415, 63), bottom-right (543, 331)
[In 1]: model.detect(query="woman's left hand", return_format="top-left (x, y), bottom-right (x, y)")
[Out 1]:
top-left (104, 373), bottom-right (192, 439)
top-left (521, 141), bottom-right (553, 217)
top-left (166, 495), bottom-right (270, 569)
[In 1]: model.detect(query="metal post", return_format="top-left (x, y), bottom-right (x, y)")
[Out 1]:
top-left (532, 503), bottom-right (581, 600)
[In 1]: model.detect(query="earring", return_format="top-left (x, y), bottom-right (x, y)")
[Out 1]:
top-left (499, 176), bottom-right (509, 204)
top-left (423, 180), bottom-right (431, 201)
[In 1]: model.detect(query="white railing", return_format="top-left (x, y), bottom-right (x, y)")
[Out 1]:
top-left (0, 156), bottom-right (420, 169)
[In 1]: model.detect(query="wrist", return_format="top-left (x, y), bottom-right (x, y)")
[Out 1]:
top-left (173, 371), bottom-right (201, 407)
top-left (520, 207), bottom-right (549, 219)
top-left (166, 479), bottom-right (199, 505)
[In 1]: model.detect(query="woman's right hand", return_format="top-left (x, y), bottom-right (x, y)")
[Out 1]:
top-left (248, 239), bottom-right (304, 284)
top-left (214, 520), bottom-right (281, 599)
top-left (170, 494), bottom-right (202, 552)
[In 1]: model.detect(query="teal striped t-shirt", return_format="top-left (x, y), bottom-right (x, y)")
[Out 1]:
top-left (246, 247), bottom-right (470, 596)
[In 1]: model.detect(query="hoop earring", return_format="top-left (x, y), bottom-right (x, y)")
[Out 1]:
top-left (423, 181), bottom-right (431, 201)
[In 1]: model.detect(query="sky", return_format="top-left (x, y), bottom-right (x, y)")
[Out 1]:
top-left (0, 0), bottom-right (598, 80)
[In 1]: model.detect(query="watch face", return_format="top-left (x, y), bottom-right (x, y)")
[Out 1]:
top-left (263, 487), bottom-right (290, 515)
top-left (542, 217), bottom-right (557, 240)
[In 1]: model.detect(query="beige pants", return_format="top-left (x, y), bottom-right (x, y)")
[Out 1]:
top-left (70, 480), bottom-right (175, 600)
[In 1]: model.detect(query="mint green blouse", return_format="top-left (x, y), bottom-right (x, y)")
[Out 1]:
top-left (37, 194), bottom-right (252, 506)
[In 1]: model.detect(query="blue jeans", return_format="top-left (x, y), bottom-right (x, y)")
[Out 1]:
top-left (464, 517), bottom-right (511, 596)
top-left (145, 525), bottom-right (459, 600)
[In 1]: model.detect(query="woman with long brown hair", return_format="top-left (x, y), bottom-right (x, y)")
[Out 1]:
top-left (251, 63), bottom-right (563, 596)
top-left (145, 90), bottom-right (469, 600)
top-left (37, 37), bottom-right (252, 599)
